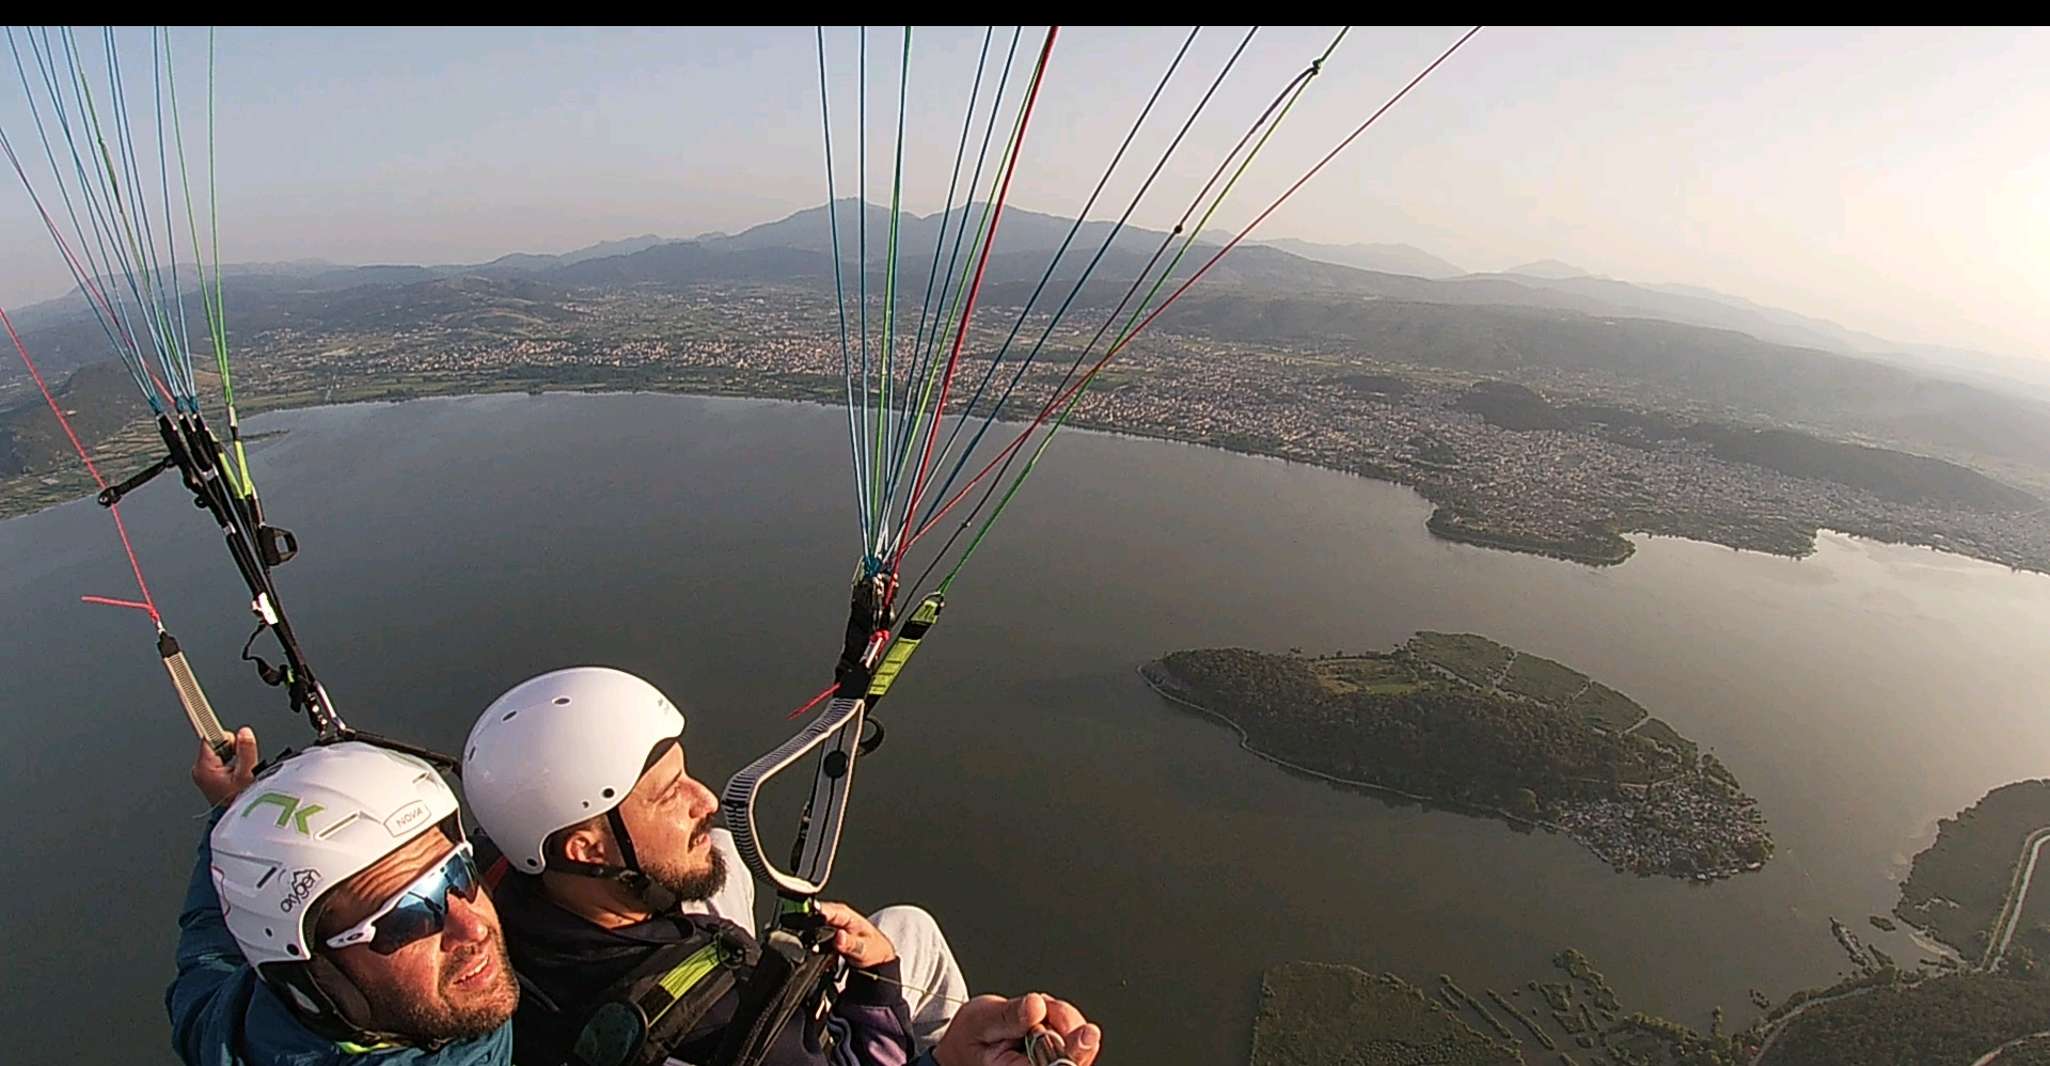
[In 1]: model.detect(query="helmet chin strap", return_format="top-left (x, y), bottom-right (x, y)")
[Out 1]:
top-left (551, 806), bottom-right (680, 915)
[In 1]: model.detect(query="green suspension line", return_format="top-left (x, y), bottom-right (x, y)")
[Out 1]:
top-left (939, 29), bottom-right (1349, 593)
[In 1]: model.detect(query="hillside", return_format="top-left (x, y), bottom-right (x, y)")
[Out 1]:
top-left (9, 201), bottom-right (2048, 503)
top-left (1895, 781), bottom-right (2050, 960)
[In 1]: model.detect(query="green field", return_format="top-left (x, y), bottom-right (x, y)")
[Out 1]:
top-left (1568, 681), bottom-right (1648, 733)
top-left (1312, 655), bottom-right (1427, 696)
top-left (1250, 962), bottom-right (1521, 1066)
top-left (1500, 652), bottom-right (1590, 706)
top-left (1407, 631), bottom-right (1514, 687)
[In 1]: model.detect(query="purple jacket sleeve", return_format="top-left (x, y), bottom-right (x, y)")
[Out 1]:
top-left (828, 959), bottom-right (917, 1066)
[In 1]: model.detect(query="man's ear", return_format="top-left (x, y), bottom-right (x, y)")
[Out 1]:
top-left (558, 818), bottom-right (612, 866)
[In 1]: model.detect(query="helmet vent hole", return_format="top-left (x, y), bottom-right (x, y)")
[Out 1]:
top-left (581, 800), bottom-right (590, 808)
top-left (286, 944), bottom-right (298, 956)
top-left (602, 788), bottom-right (616, 799)
top-left (502, 710), bottom-right (519, 721)
top-left (265, 928), bottom-right (273, 937)
top-left (554, 697), bottom-right (571, 705)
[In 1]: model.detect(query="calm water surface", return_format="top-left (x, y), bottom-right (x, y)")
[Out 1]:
top-left (4, 392), bottom-right (2048, 1064)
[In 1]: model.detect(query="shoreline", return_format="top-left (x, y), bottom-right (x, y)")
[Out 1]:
top-left (5, 379), bottom-right (2042, 578)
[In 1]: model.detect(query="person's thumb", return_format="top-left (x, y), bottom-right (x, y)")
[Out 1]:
top-left (1014, 993), bottom-right (1050, 1033)
top-left (960, 994), bottom-right (1034, 1043)
top-left (233, 727), bottom-right (258, 771)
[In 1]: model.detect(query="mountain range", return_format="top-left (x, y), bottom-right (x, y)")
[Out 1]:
top-left (15, 199), bottom-right (2041, 401)
top-left (7, 199), bottom-right (2049, 485)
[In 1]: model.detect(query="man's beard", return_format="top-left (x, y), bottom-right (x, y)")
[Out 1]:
top-left (643, 816), bottom-right (727, 902)
top-left (355, 933), bottom-right (519, 1043)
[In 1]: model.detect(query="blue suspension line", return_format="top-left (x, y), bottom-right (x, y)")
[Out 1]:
top-left (872, 27), bottom-right (1021, 523)
top-left (43, 29), bottom-right (164, 407)
top-left (155, 28), bottom-right (199, 410)
top-left (903, 27), bottom-right (992, 390)
top-left (3, 30), bottom-right (147, 403)
top-left (880, 26), bottom-right (1007, 519)
top-left (106, 29), bottom-right (193, 409)
top-left (62, 28), bottom-right (175, 407)
top-left (817, 27), bottom-right (868, 549)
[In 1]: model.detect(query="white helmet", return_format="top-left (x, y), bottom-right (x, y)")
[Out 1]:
top-left (210, 742), bottom-right (461, 969)
top-left (463, 666), bottom-right (685, 875)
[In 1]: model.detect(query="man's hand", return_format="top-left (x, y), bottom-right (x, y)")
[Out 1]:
top-left (192, 727), bottom-right (259, 808)
top-left (816, 901), bottom-right (898, 969)
top-left (934, 992), bottom-right (1101, 1066)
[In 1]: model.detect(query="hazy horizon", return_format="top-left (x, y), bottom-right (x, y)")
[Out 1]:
top-left (2, 26), bottom-right (2044, 365)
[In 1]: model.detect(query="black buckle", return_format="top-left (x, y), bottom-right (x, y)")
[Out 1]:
top-left (258, 525), bottom-right (298, 566)
top-left (833, 573), bottom-right (898, 697)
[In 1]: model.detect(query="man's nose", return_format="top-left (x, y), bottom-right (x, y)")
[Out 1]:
top-left (442, 889), bottom-right (495, 948)
top-left (685, 776), bottom-right (719, 822)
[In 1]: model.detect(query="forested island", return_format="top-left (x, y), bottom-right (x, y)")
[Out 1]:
top-left (1143, 632), bottom-right (1772, 879)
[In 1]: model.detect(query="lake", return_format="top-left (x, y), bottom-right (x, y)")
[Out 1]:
top-left (4, 391), bottom-right (2048, 1064)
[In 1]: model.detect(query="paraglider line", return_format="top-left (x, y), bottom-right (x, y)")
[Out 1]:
top-left (904, 26), bottom-right (1332, 576)
top-left (917, 26), bottom-right (1242, 529)
top-left (892, 25), bottom-right (1057, 566)
top-left (873, 28), bottom-right (911, 558)
top-left (907, 26), bottom-right (1480, 565)
top-left (784, 681), bottom-right (842, 720)
top-left (81, 595), bottom-right (157, 614)
top-left (1, 304), bottom-right (161, 626)
top-left (818, 28), bottom-right (867, 546)
top-left (0, 119), bottom-right (167, 408)
top-left (875, 28), bottom-right (1025, 539)
top-left (901, 27), bottom-right (993, 418)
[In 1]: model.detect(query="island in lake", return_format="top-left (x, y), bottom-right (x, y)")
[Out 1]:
top-left (1142, 631), bottom-right (1773, 879)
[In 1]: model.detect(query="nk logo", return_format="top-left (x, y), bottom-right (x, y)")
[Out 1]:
top-left (242, 792), bottom-right (327, 836)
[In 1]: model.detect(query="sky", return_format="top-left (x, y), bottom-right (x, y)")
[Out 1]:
top-left (1, 25), bottom-right (2044, 362)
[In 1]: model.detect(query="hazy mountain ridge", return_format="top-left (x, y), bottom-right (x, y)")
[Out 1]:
top-left (1506, 259), bottom-right (1590, 279)
top-left (6, 201), bottom-right (2047, 488)
top-left (13, 199), bottom-right (2042, 399)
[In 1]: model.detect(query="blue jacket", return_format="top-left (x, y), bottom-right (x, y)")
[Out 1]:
top-left (165, 820), bottom-right (515, 1066)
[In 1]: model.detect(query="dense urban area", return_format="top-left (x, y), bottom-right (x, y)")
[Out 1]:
top-left (4, 280), bottom-right (2047, 579)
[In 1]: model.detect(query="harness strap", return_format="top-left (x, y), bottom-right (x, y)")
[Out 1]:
top-left (572, 936), bottom-right (746, 1066)
top-left (710, 921), bottom-right (842, 1066)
